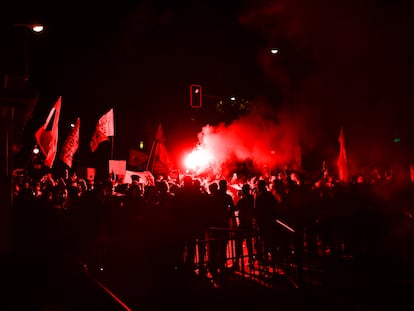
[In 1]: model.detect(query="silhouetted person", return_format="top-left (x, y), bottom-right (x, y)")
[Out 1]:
top-left (255, 179), bottom-right (278, 267)
top-left (191, 178), bottom-right (211, 276)
top-left (234, 183), bottom-right (255, 269)
top-left (208, 179), bottom-right (235, 278)
top-left (172, 175), bottom-right (205, 274)
top-left (124, 182), bottom-right (146, 215)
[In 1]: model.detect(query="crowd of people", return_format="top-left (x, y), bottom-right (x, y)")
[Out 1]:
top-left (11, 165), bottom-right (414, 285)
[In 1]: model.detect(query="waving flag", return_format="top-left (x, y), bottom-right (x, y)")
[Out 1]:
top-left (35, 97), bottom-right (61, 168)
top-left (90, 108), bottom-right (114, 152)
top-left (146, 123), bottom-right (171, 173)
top-left (155, 123), bottom-right (165, 143)
top-left (337, 126), bottom-right (349, 183)
top-left (60, 117), bottom-right (80, 168)
top-left (128, 149), bottom-right (148, 168)
top-left (155, 123), bottom-right (170, 168)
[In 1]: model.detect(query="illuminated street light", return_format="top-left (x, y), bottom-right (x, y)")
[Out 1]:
top-left (13, 23), bottom-right (44, 33)
top-left (13, 23), bottom-right (45, 81)
top-left (1, 23), bottom-right (44, 254)
top-left (32, 25), bottom-right (44, 33)
top-left (2, 23), bottom-right (44, 207)
top-left (33, 145), bottom-right (40, 155)
top-left (271, 48), bottom-right (279, 54)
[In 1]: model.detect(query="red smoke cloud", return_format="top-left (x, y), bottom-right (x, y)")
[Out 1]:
top-left (184, 103), bottom-right (304, 176)
top-left (238, 0), bottom-right (414, 180)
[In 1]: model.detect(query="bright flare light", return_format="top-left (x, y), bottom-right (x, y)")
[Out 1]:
top-left (184, 147), bottom-right (214, 172)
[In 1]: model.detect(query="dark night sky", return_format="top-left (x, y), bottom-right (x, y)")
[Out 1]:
top-left (1, 0), bottom-right (413, 174)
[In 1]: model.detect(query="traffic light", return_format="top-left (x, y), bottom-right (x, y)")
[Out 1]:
top-left (190, 84), bottom-right (202, 108)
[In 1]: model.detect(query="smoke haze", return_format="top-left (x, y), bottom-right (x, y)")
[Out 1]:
top-left (191, 101), bottom-right (309, 175)
top-left (238, 0), bottom-right (414, 174)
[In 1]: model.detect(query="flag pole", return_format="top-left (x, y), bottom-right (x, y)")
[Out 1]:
top-left (146, 123), bottom-right (164, 173)
top-left (110, 136), bottom-right (114, 160)
top-left (111, 109), bottom-right (115, 160)
top-left (77, 125), bottom-right (80, 171)
top-left (146, 140), bottom-right (156, 172)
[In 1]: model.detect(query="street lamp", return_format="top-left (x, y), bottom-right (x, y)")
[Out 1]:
top-left (0, 23), bottom-right (44, 257)
top-left (32, 25), bottom-right (44, 33)
top-left (2, 23), bottom-right (44, 177)
top-left (33, 145), bottom-right (40, 155)
top-left (12, 23), bottom-right (44, 81)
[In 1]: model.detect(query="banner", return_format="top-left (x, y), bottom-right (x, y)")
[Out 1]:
top-left (59, 117), bottom-right (80, 168)
top-left (79, 167), bottom-right (96, 181)
top-left (109, 159), bottom-right (126, 181)
top-left (86, 168), bottom-right (96, 181)
top-left (124, 170), bottom-right (155, 186)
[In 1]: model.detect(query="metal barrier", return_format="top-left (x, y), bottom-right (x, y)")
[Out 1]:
top-left (191, 222), bottom-right (303, 289)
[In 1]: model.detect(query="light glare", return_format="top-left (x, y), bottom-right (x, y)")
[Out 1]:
top-left (184, 147), bottom-right (214, 171)
top-left (32, 25), bottom-right (44, 33)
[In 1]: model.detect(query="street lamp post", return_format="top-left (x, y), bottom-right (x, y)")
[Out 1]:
top-left (4, 23), bottom-right (44, 179)
top-left (13, 23), bottom-right (44, 81)
top-left (0, 23), bottom-right (44, 257)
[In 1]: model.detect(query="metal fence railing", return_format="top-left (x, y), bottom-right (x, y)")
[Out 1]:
top-left (191, 223), bottom-right (303, 289)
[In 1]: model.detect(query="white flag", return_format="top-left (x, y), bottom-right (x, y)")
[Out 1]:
top-left (90, 108), bottom-right (114, 152)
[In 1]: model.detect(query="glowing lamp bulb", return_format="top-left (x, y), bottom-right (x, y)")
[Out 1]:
top-left (32, 25), bottom-right (44, 33)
